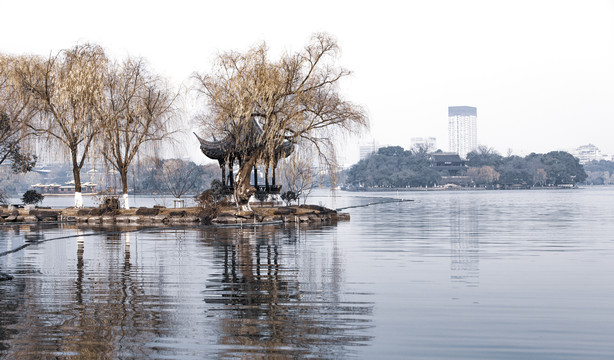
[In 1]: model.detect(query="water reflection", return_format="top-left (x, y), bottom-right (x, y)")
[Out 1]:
top-left (448, 197), bottom-right (479, 286)
top-left (0, 223), bottom-right (374, 358)
top-left (2, 189), bottom-right (614, 359)
top-left (0, 229), bottom-right (179, 358)
top-left (0, 275), bottom-right (24, 353)
top-left (200, 226), bottom-right (373, 358)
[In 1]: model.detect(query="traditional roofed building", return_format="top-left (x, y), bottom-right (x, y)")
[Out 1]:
top-left (430, 152), bottom-right (467, 176)
top-left (194, 117), bottom-right (294, 194)
top-left (430, 152), bottom-right (471, 186)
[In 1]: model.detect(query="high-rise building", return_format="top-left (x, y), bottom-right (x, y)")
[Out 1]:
top-left (448, 106), bottom-right (477, 159)
top-left (359, 140), bottom-right (381, 160)
top-left (410, 137), bottom-right (437, 152)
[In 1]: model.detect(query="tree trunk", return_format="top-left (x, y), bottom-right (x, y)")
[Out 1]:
top-left (234, 156), bottom-right (257, 211)
top-left (265, 167), bottom-right (269, 191)
top-left (228, 157), bottom-right (234, 188)
top-left (72, 151), bottom-right (83, 208)
top-left (120, 169), bottom-right (129, 209)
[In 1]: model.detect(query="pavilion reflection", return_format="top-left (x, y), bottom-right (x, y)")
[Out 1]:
top-left (1, 222), bottom-right (373, 358)
top-left (199, 224), bottom-right (374, 358)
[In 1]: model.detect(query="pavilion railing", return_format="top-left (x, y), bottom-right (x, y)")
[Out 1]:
top-left (223, 185), bottom-right (283, 194)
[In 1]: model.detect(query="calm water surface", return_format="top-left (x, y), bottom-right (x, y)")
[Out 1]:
top-left (1, 188), bottom-right (613, 359)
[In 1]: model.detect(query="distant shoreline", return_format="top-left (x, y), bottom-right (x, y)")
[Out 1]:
top-left (341, 186), bottom-right (580, 192)
top-left (36, 193), bottom-right (98, 197)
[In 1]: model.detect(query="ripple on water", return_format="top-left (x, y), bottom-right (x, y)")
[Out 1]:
top-left (1, 188), bottom-right (614, 358)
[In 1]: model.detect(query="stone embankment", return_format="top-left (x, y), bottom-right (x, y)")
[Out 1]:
top-left (0, 208), bottom-right (63, 223)
top-left (0, 205), bottom-right (349, 226)
top-left (212, 204), bottom-right (350, 225)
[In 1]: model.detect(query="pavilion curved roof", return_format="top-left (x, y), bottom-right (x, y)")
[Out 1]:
top-left (194, 117), bottom-right (295, 162)
top-left (193, 132), bottom-right (234, 160)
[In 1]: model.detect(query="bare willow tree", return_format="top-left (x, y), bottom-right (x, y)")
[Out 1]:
top-left (280, 144), bottom-right (317, 205)
top-left (0, 54), bottom-right (37, 173)
top-left (17, 44), bottom-right (107, 207)
top-left (98, 58), bottom-right (177, 209)
top-left (194, 33), bottom-right (367, 209)
top-left (157, 159), bottom-right (202, 200)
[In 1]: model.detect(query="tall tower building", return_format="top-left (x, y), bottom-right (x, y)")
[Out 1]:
top-left (448, 106), bottom-right (477, 159)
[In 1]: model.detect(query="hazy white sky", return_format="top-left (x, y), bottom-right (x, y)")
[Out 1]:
top-left (2, 0), bottom-right (613, 165)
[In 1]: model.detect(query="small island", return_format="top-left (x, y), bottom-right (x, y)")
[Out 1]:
top-left (0, 203), bottom-right (348, 226)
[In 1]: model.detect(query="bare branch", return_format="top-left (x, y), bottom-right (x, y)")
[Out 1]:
top-left (192, 33), bottom-right (368, 206)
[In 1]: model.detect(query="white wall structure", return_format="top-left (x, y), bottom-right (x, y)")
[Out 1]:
top-left (448, 106), bottom-right (477, 159)
top-left (410, 137), bottom-right (437, 152)
top-left (359, 140), bottom-right (381, 160)
top-left (573, 144), bottom-right (610, 164)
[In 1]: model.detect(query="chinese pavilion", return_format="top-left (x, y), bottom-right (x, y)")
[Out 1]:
top-left (194, 118), bottom-right (294, 194)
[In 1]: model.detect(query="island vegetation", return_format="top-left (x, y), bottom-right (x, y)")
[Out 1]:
top-left (583, 160), bottom-right (614, 185)
top-left (193, 33), bottom-right (367, 209)
top-left (0, 33), bottom-right (366, 224)
top-left (347, 145), bottom-right (588, 189)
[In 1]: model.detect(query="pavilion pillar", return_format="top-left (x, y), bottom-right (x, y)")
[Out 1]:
top-left (220, 160), bottom-right (226, 187)
top-left (228, 157), bottom-right (234, 188)
top-left (253, 165), bottom-right (258, 188)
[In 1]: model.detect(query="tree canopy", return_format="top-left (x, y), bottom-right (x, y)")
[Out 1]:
top-left (583, 159), bottom-right (614, 185)
top-left (17, 44), bottom-right (107, 207)
top-left (194, 33), bottom-right (367, 207)
top-left (5, 44), bottom-right (177, 207)
top-left (0, 55), bottom-right (37, 174)
top-left (347, 146), bottom-right (587, 188)
top-left (347, 147), bottom-right (440, 188)
top-left (99, 57), bottom-right (177, 208)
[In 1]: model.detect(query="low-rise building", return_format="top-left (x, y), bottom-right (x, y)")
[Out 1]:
top-left (430, 152), bottom-right (471, 185)
top-left (32, 182), bottom-right (97, 195)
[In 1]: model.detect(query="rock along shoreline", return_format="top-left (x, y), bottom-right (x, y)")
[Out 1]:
top-left (0, 205), bottom-right (350, 227)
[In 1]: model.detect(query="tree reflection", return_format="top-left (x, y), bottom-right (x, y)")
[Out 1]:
top-left (1, 228), bottom-right (175, 358)
top-left (1, 222), bottom-right (373, 358)
top-left (200, 225), bottom-right (374, 358)
top-left (0, 276), bottom-right (25, 353)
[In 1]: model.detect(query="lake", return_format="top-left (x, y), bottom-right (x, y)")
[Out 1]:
top-left (1, 188), bottom-right (613, 359)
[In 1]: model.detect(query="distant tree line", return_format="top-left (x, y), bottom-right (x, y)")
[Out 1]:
top-left (0, 158), bottom-right (220, 199)
top-left (583, 160), bottom-right (614, 185)
top-left (346, 145), bottom-right (587, 188)
top-left (347, 146), bottom-right (440, 187)
top-left (466, 147), bottom-right (587, 187)
top-left (132, 158), bottom-right (220, 197)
